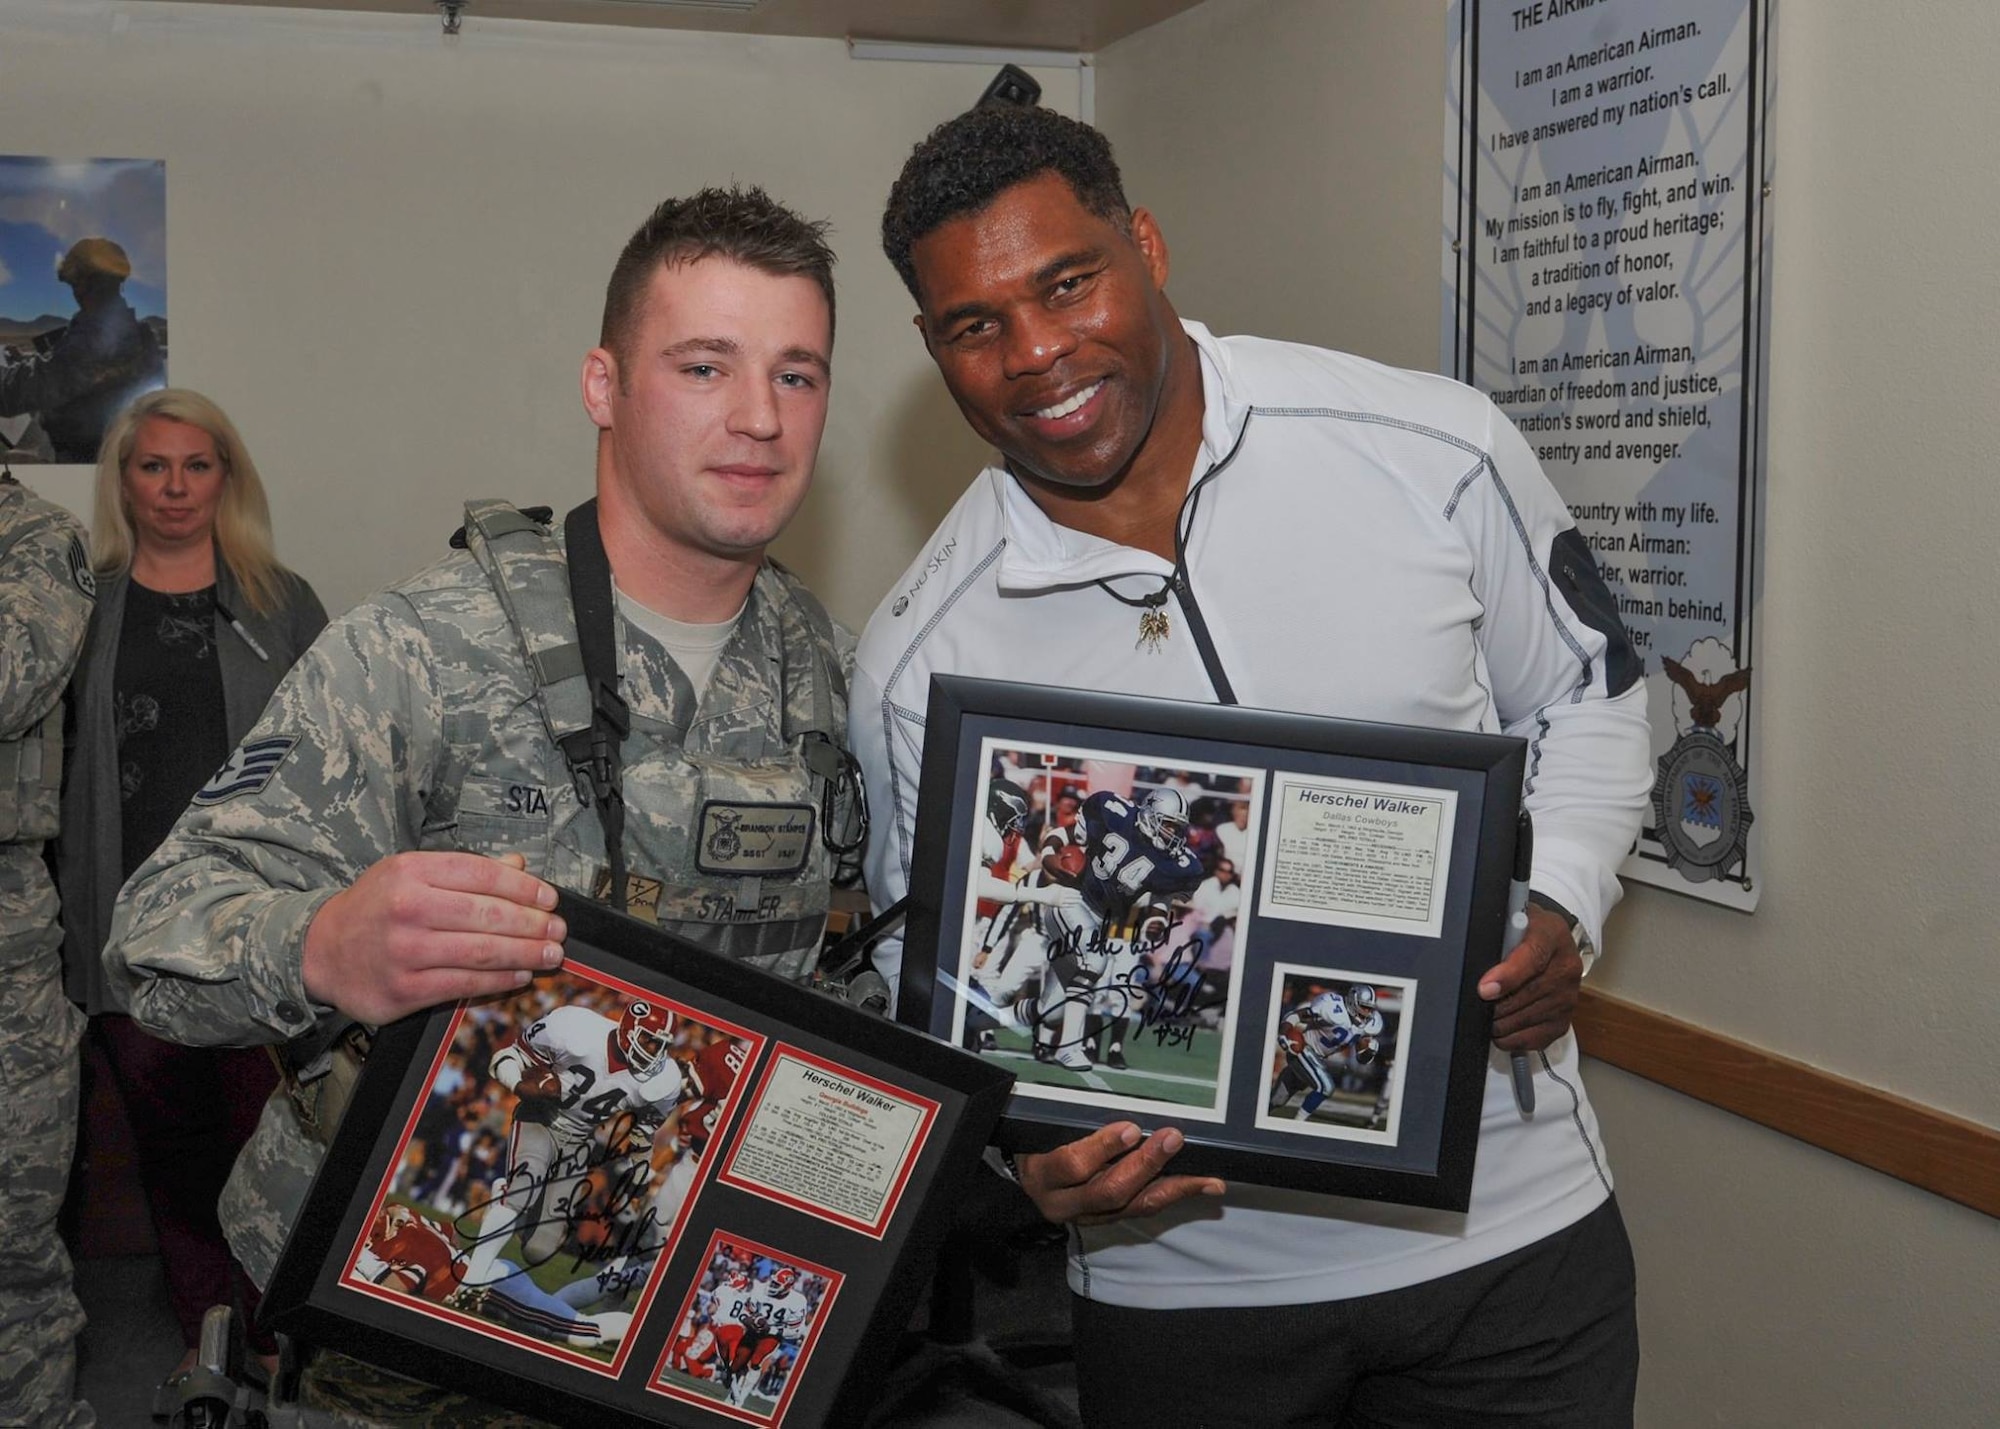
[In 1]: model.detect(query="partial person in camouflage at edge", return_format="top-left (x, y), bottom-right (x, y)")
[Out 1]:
top-left (106, 187), bottom-right (855, 1426)
top-left (0, 472), bottom-right (98, 1427)
top-left (0, 238), bottom-right (166, 464)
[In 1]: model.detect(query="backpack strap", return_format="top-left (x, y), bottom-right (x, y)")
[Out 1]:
top-left (560, 500), bottom-right (630, 912)
top-left (456, 498), bottom-right (631, 910)
top-left (457, 500), bottom-right (593, 746)
top-left (765, 558), bottom-right (845, 745)
top-left (763, 561), bottom-right (866, 874)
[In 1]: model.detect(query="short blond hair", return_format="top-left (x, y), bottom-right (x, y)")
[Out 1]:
top-left (92, 388), bottom-right (288, 616)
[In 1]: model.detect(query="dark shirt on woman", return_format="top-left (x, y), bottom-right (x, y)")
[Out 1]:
top-left (114, 581), bottom-right (230, 880)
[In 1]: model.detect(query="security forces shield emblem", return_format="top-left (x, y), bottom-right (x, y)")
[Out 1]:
top-left (1650, 728), bottom-right (1752, 884)
top-left (696, 801), bottom-right (813, 876)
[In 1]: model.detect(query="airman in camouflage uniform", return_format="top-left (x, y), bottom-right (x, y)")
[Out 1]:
top-left (0, 474), bottom-right (97, 1427)
top-left (105, 187), bottom-right (853, 1426)
top-left (0, 239), bottom-right (166, 464)
top-left (111, 520), bottom-right (850, 1287)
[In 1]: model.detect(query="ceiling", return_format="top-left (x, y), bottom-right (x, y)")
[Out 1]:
top-left (153, 0), bottom-right (1209, 52)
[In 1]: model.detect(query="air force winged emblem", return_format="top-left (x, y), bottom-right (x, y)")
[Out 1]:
top-left (1662, 653), bottom-right (1752, 738)
top-left (1650, 640), bottom-right (1754, 884)
top-left (192, 735), bottom-right (298, 806)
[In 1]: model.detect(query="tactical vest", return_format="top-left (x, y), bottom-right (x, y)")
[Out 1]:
top-left (456, 500), bottom-right (846, 982)
top-left (0, 488), bottom-right (68, 845)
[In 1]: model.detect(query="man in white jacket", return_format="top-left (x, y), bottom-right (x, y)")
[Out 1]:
top-left (854, 104), bottom-right (1651, 1426)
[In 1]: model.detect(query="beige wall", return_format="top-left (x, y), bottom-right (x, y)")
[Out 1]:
top-left (1096, 0), bottom-right (1445, 370)
top-left (0, 0), bottom-right (1071, 626)
top-left (1099, 1), bottom-right (2000, 1423)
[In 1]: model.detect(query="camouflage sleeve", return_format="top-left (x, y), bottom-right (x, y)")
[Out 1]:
top-left (0, 497), bottom-right (94, 737)
top-left (106, 591), bottom-right (446, 1046)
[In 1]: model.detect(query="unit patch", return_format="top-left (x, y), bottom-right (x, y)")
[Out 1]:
top-left (696, 801), bottom-right (814, 876)
top-left (591, 870), bottom-right (664, 923)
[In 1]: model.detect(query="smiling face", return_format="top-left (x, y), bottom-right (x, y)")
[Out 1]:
top-left (585, 255), bottom-right (831, 567)
top-left (121, 414), bottom-right (226, 554)
top-left (909, 172), bottom-right (1194, 501)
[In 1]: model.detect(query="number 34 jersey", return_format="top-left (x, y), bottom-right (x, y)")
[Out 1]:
top-left (1072, 790), bottom-right (1204, 928)
top-left (721, 1276), bottom-right (813, 1341)
top-left (1291, 992), bottom-right (1386, 1060)
top-left (517, 1005), bottom-right (684, 1146)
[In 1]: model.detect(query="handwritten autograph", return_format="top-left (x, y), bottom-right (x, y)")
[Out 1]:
top-left (1022, 925), bottom-right (1228, 1055)
top-left (452, 1112), bottom-right (667, 1287)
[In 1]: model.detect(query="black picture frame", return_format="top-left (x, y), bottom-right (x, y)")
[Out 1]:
top-left (263, 894), bottom-right (1012, 1427)
top-left (898, 676), bottom-right (1526, 1212)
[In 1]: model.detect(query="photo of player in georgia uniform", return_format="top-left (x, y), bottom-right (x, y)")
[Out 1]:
top-left (956, 741), bottom-right (1265, 1118)
top-left (354, 1202), bottom-right (634, 1353)
top-left (1259, 968), bottom-right (1417, 1143)
top-left (644, 1024), bottom-right (749, 1233)
top-left (349, 964), bottom-right (762, 1371)
top-left (652, 1236), bottom-right (838, 1421)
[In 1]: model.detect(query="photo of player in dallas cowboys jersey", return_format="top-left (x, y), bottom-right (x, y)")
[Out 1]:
top-left (1259, 968), bottom-right (1416, 1144)
top-left (955, 741), bottom-right (1265, 1116)
top-left (1033, 787), bottom-right (1204, 1069)
top-left (1053, 789), bottom-right (1203, 937)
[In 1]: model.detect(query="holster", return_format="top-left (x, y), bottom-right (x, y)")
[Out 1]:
top-left (268, 1019), bottom-right (375, 1147)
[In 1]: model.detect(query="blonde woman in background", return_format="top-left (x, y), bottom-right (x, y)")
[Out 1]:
top-left (58, 387), bottom-right (326, 1410)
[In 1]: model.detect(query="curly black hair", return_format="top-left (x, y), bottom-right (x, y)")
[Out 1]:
top-left (881, 106), bottom-right (1133, 301)
top-left (601, 185), bottom-right (836, 369)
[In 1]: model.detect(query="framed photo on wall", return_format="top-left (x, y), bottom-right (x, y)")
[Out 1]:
top-left (0, 155), bottom-right (168, 471)
top-left (898, 676), bottom-right (1527, 1211)
top-left (263, 895), bottom-right (1011, 1428)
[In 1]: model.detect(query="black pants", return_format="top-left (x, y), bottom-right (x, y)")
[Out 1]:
top-left (93, 1013), bottom-right (277, 1350)
top-left (1072, 1196), bottom-right (1637, 1428)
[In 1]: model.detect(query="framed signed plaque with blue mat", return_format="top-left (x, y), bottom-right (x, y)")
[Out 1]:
top-left (899, 675), bottom-right (1526, 1212)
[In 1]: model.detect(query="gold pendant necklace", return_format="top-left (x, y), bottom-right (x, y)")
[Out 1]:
top-left (1097, 573), bottom-right (1177, 655)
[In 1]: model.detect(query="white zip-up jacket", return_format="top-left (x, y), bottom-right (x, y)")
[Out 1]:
top-left (853, 321), bottom-right (1651, 1307)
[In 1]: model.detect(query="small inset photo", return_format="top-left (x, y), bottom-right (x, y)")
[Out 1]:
top-left (1254, 966), bottom-right (1417, 1146)
top-left (651, 1233), bottom-right (840, 1425)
